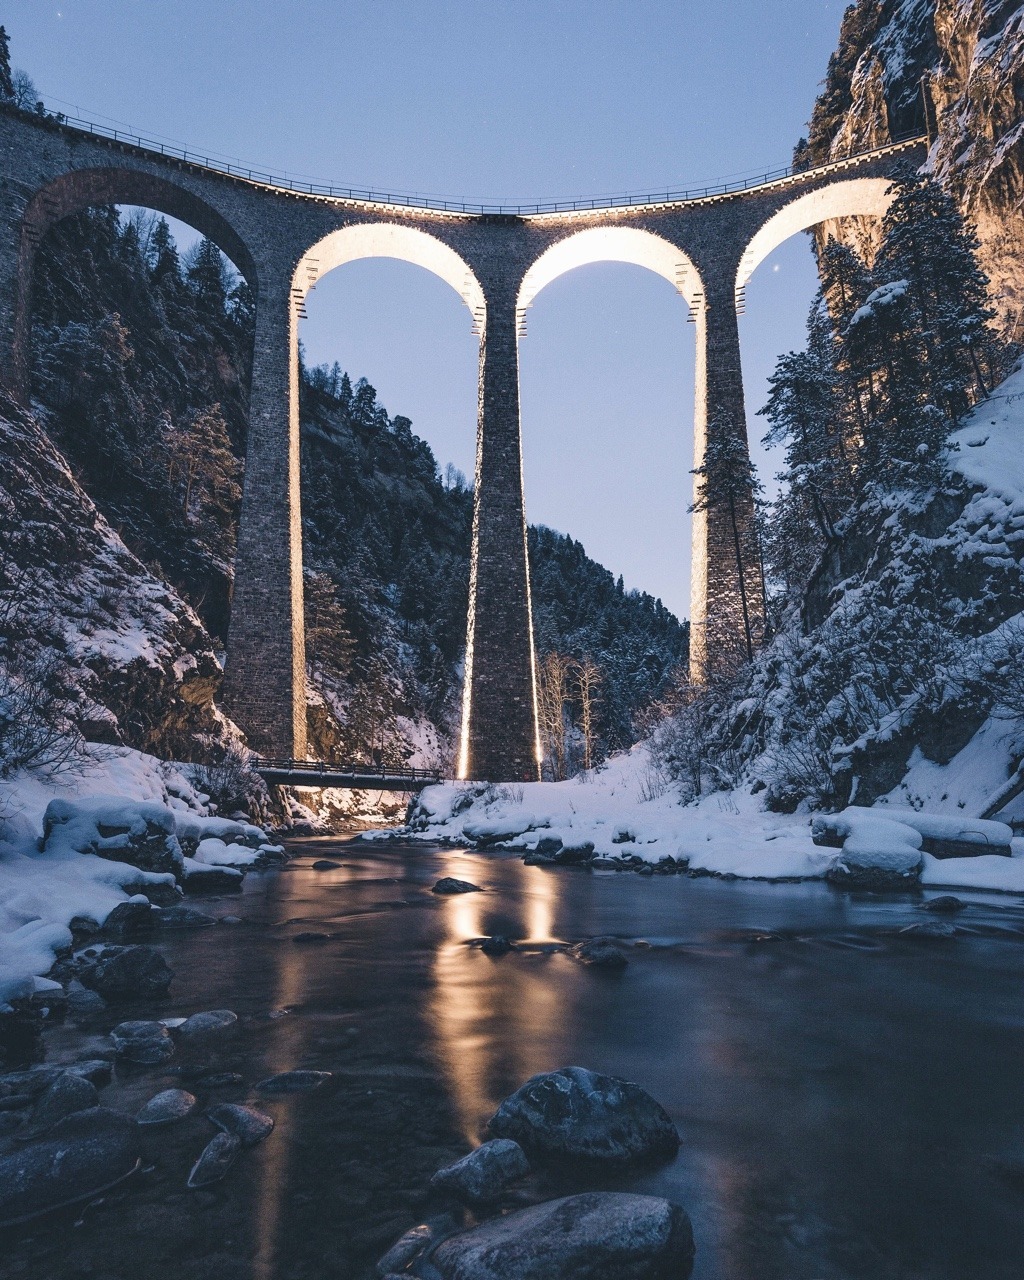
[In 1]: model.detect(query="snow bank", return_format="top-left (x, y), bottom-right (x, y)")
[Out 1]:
top-left (369, 743), bottom-right (1024, 895)
top-left (0, 745), bottom-right (277, 1003)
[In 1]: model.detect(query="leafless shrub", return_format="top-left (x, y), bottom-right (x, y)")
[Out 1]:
top-left (0, 652), bottom-right (84, 777)
top-left (186, 739), bottom-right (264, 816)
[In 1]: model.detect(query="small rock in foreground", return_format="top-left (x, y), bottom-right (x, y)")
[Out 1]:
top-left (311, 860), bottom-right (343, 871)
top-left (187, 1131), bottom-right (241, 1188)
top-left (110, 1021), bottom-right (175, 1066)
top-left (207, 1103), bottom-right (274, 1146)
top-left (488, 1066), bottom-right (679, 1165)
top-left (429, 1138), bottom-right (529, 1203)
top-left (922, 895), bottom-right (967, 914)
top-left (81, 945), bottom-right (174, 1000)
top-left (376, 1215), bottom-right (458, 1275)
top-left (569, 938), bottom-right (629, 970)
top-left (19, 1073), bottom-right (99, 1139)
top-left (178, 1009), bottom-right (238, 1036)
top-left (432, 877), bottom-right (481, 895)
top-left (255, 1070), bottom-right (332, 1095)
top-left (428, 1191), bottom-right (695, 1280)
top-left (137, 1089), bottom-right (198, 1126)
top-left (480, 935), bottom-right (513, 957)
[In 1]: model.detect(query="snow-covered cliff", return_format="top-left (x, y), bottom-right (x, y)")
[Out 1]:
top-left (804, 0), bottom-right (1024, 331)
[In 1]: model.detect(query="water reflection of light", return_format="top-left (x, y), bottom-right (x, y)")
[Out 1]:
top-left (252, 865), bottom-right (324, 1280)
top-left (428, 860), bottom-right (564, 1144)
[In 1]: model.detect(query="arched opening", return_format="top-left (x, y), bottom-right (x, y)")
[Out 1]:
top-left (736, 177), bottom-right (898, 595)
top-left (24, 179), bottom-right (258, 642)
top-left (515, 227), bottom-right (699, 771)
top-left (290, 223), bottom-right (484, 772)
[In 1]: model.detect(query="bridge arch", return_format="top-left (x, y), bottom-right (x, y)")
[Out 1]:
top-left (517, 226), bottom-right (703, 332)
top-left (735, 176), bottom-right (896, 308)
top-left (292, 222), bottom-right (485, 326)
top-left (11, 166), bottom-right (260, 402)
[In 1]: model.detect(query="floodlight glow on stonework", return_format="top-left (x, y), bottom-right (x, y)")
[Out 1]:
top-left (292, 222), bottom-right (486, 323)
top-left (516, 226), bottom-right (703, 332)
top-left (734, 177), bottom-right (896, 306)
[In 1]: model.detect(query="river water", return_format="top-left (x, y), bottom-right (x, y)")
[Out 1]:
top-left (7, 838), bottom-right (1024, 1280)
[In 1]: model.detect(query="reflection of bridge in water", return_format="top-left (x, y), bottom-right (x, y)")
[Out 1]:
top-left (0, 103), bottom-right (928, 780)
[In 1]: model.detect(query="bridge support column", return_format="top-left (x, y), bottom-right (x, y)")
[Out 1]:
top-left (690, 282), bottom-right (766, 679)
top-left (223, 284), bottom-right (307, 758)
top-left (459, 285), bottom-right (540, 783)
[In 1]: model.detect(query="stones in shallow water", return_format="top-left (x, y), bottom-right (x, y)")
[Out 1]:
top-left (207, 1102), bottom-right (274, 1146)
top-left (110, 1020), bottom-right (175, 1065)
top-left (554, 843), bottom-right (595, 866)
top-left (480, 935), bottom-right (513, 957)
top-left (255, 1069), bottom-right (332, 1095)
top-left (178, 1009), bottom-right (238, 1036)
top-left (429, 1192), bottom-right (695, 1280)
top-left (488, 1066), bottom-right (680, 1165)
top-left (432, 877), bottom-right (481, 895)
top-left (0, 1107), bottom-right (140, 1228)
top-left (922, 895), bottom-right (968, 914)
top-left (311, 859), bottom-right (343, 871)
top-left (81, 945), bottom-right (174, 1000)
top-left (66, 983), bottom-right (107, 1020)
top-left (429, 1138), bottom-right (529, 1204)
top-left (569, 938), bottom-right (629, 970)
top-left (65, 1059), bottom-right (113, 1087)
top-left (187, 1131), bottom-right (241, 1188)
top-left (137, 1088), bottom-right (198, 1126)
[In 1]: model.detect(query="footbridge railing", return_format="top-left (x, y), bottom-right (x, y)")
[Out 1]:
top-left (254, 758), bottom-right (444, 790)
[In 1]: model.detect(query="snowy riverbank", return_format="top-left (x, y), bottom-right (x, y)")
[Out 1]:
top-left (0, 746), bottom-right (283, 1005)
top-left (364, 743), bottom-right (1024, 892)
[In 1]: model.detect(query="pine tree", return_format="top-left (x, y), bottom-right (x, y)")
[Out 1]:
top-left (0, 27), bottom-right (14, 102)
top-left (186, 239), bottom-right (228, 314)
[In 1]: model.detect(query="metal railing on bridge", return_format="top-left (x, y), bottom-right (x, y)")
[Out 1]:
top-left (254, 757), bottom-right (444, 790)
top-left (10, 103), bottom-right (927, 216)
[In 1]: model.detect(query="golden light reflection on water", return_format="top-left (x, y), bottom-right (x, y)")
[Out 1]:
top-left (428, 857), bottom-right (565, 1144)
top-left (251, 861), bottom-right (356, 1280)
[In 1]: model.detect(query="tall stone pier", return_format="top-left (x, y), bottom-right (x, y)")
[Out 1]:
top-left (0, 104), bottom-right (926, 777)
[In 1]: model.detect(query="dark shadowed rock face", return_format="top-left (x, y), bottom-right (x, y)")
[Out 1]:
top-left (0, 1107), bottom-right (140, 1228)
top-left (426, 1191), bottom-right (695, 1280)
top-left (487, 1067), bottom-right (680, 1165)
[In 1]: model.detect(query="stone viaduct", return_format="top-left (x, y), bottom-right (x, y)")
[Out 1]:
top-left (0, 105), bottom-right (928, 781)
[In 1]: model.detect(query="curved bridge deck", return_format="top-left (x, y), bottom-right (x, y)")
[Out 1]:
top-left (255, 759), bottom-right (444, 790)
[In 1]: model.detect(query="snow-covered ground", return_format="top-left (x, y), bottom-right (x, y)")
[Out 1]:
top-left (0, 746), bottom-right (279, 1004)
top-left (367, 736), bottom-right (1024, 891)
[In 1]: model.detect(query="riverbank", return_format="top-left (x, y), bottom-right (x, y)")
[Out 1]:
top-left (364, 745), bottom-right (1024, 893)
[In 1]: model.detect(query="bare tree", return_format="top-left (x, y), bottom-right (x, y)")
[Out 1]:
top-left (574, 656), bottom-right (603, 772)
top-left (537, 651), bottom-right (570, 781)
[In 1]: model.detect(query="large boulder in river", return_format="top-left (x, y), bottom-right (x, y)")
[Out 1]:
top-left (428, 1191), bottom-right (695, 1280)
top-left (0, 1107), bottom-right (140, 1228)
top-left (487, 1067), bottom-right (679, 1165)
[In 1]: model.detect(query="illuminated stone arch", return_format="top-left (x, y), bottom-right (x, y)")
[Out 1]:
top-left (517, 225), bottom-right (703, 331)
top-left (292, 222), bottom-right (486, 327)
top-left (735, 176), bottom-right (896, 307)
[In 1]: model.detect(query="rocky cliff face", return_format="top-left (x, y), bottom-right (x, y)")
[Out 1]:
top-left (0, 391), bottom-right (230, 759)
top-left (804, 0), bottom-right (1024, 332)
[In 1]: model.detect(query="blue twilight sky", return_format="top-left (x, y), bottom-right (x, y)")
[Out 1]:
top-left (6, 1), bottom-right (848, 619)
